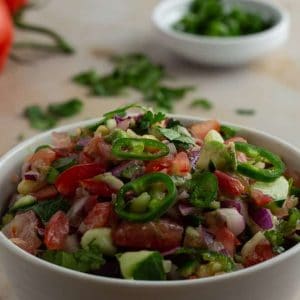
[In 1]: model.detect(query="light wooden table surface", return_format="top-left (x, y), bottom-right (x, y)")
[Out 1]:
top-left (0, 0), bottom-right (299, 299)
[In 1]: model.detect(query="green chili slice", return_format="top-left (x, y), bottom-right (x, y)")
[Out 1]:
top-left (114, 173), bottom-right (177, 222)
top-left (112, 138), bottom-right (169, 160)
top-left (188, 172), bottom-right (219, 209)
top-left (235, 142), bottom-right (285, 182)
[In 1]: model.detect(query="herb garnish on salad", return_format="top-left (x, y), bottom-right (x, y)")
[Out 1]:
top-left (2, 105), bottom-right (299, 280)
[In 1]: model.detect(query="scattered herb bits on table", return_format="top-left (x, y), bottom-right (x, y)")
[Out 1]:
top-left (2, 105), bottom-right (300, 281)
top-left (173, 0), bottom-right (273, 37)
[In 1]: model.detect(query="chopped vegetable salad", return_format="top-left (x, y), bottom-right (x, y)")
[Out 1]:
top-left (1, 105), bottom-right (300, 281)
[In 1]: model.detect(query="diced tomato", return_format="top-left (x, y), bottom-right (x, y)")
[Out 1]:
top-left (213, 227), bottom-right (240, 256)
top-left (79, 202), bottom-right (112, 233)
top-left (83, 195), bottom-right (98, 215)
top-left (31, 185), bottom-right (58, 201)
top-left (2, 211), bottom-right (41, 254)
top-left (146, 152), bottom-right (190, 176)
top-left (145, 156), bottom-right (172, 174)
top-left (244, 242), bottom-right (275, 267)
top-left (112, 219), bottom-right (184, 251)
top-left (44, 211), bottom-right (69, 250)
top-left (80, 179), bottom-right (115, 197)
top-left (215, 170), bottom-right (245, 197)
top-left (190, 120), bottom-right (220, 140)
top-left (83, 136), bottom-right (112, 163)
top-left (171, 152), bottom-right (191, 176)
top-left (28, 148), bottom-right (56, 169)
top-left (55, 163), bottom-right (106, 196)
top-left (251, 189), bottom-right (273, 207)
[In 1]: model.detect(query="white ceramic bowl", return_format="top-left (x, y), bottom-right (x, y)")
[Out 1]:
top-left (152, 0), bottom-right (290, 66)
top-left (0, 116), bottom-right (300, 300)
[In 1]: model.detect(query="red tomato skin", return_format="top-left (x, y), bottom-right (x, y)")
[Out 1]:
top-left (80, 202), bottom-right (111, 233)
top-left (112, 219), bottom-right (184, 251)
top-left (55, 163), bottom-right (106, 196)
top-left (44, 211), bottom-right (69, 250)
top-left (5, 0), bottom-right (27, 15)
top-left (80, 179), bottom-right (115, 197)
top-left (0, 0), bottom-right (13, 71)
top-left (190, 120), bottom-right (220, 140)
top-left (215, 170), bottom-right (245, 197)
top-left (251, 189), bottom-right (273, 207)
top-left (145, 156), bottom-right (172, 174)
top-left (213, 227), bottom-right (240, 256)
top-left (244, 243), bottom-right (275, 267)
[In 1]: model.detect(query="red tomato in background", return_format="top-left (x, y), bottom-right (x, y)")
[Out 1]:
top-left (80, 179), bottom-right (115, 197)
top-left (5, 0), bottom-right (27, 15)
top-left (190, 120), bottom-right (220, 140)
top-left (215, 170), bottom-right (245, 197)
top-left (244, 243), bottom-right (275, 267)
top-left (44, 211), bottom-right (69, 250)
top-left (55, 163), bottom-right (106, 196)
top-left (112, 219), bottom-right (183, 251)
top-left (145, 156), bottom-right (172, 173)
top-left (79, 202), bottom-right (111, 233)
top-left (0, 0), bottom-right (13, 71)
top-left (28, 148), bottom-right (56, 168)
top-left (213, 227), bottom-right (240, 256)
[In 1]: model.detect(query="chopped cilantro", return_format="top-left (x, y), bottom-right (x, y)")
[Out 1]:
top-left (158, 126), bottom-right (195, 148)
top-left (236, 109), bottom-right (255, 116)
top-left (190, 98), bottom-right (213, 110)
top-left (135, 111), bottom-right (166, 134)
top-left (42, 244), bottom-right (105, 273)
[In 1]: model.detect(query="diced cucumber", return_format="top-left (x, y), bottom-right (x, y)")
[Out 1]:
top-left (94, 172), bottom-right (124, 190)
top-left (129, 192), bottom-right (151, 213)
top-left (196, 141), bottom-right (235, 171)
top-left (178, 259), bottom-right (198, 278)
top-left (11, 195), bottom-right (37, 211)
top-left (241, 231), bottom-right (267, 258)
top-left (118, 250), bottom-right (166, 280)
top-left (204, 130), bottom-right (224, 144)
top-left (251, 176), bottom-right (289, 201)
top-left (81, 228), bottom-right (117, 256)
top-left (183, 226), bottom-right (204, 248)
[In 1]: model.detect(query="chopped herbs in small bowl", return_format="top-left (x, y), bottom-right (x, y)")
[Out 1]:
top-left (152, 0), bottom-right (290, 66)
top-left (1, 105), bottom-right (300, 300)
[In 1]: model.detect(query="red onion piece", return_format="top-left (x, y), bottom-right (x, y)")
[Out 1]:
top-left (187, 148), bottom-right (200, 169)
top-left (178, 203), bottom-right (195, 216)
top-left (77, 137), bottom-right (92, 147)
top-left (221, 200), bottom-right (242, 213)
top-left (161, 246), bottom-right (180, 256)
top-left (24, 171), bottom-right (39, 181)
top-left (249, 207), bottom-right (273, 230)
top-left (217, 208), bottom-right (246, 236)
top-left (203, 228), bottom-right (229, 256)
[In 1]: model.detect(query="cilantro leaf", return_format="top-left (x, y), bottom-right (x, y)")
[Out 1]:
top-left (158, 126), bottom-right (195, 148)
top-left (135, 111), bottom-right (166, 134)
top-left (235, 109), bottom-right (256, 116)
top-left (42, 244), bottom-right (105, 273)
top-left (19, 198), bottom-right (70, 223)
top-left (220, 125), bottom-right (238, 140)
top-left (48, 98), bottom-right (83, 118)
top-left (24, 106), bottom-right (57, 130)
top-left (190, 98), bottom-right (213, 110)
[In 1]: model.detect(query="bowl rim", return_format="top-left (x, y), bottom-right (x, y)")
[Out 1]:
top-left (0, 114), bottom-right (300, 287)
top-left (152, 0), bottom-right (290, 45)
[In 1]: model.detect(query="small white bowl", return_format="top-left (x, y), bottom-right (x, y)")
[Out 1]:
top-left (0, 116), bottom-right (300, 300)
top-left (152, 0), bottom-right (290, 66)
